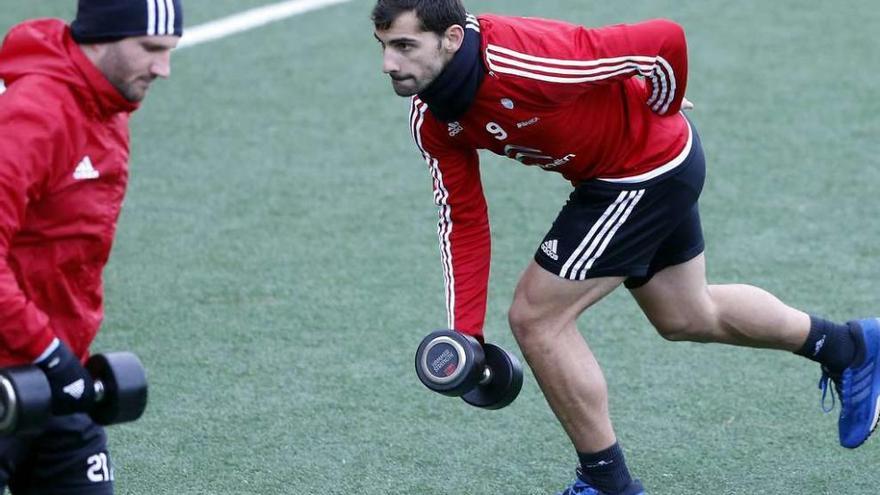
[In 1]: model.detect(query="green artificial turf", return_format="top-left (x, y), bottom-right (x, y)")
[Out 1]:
top-left (2, 1), bottom-right (878, 493)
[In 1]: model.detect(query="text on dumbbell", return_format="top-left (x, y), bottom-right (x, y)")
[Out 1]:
top-left (431, 349), bottom-right (456, 375)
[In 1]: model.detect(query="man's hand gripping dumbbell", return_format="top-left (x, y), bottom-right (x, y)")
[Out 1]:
top-left (0, 338), bottom-right (148, 435)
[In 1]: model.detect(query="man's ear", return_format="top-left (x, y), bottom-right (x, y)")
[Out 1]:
top-left (442, 24), bottom-right (465, 54)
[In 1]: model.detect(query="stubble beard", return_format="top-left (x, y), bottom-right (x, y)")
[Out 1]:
top-left (118, 78), bottom-right (151, 102)
top-left (391, 78), bottom-right (419, 97)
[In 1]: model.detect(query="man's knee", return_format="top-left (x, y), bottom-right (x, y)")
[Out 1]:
top-left (507, 296), bottom-right (565, 345)
top-left (507, 262), bottom-right (621, 345)
top-left (507, 299), bottom-right (539, 342)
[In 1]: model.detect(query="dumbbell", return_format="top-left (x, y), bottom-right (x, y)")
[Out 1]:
top-left (0, 352), bottom-right (148, 436)
top-left (415, 330), bottom-right (523, 409)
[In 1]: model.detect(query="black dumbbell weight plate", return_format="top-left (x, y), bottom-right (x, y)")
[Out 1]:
top-left (86, 352), bottom-right (148, 425)
top-left (0, 366), bottom-right (51, 435)
top-left (461, 343), bottom-right (523, 409)
top-left (415, 330), bottom-right (485, 397)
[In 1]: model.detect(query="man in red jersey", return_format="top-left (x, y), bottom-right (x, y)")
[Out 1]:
top-left (0, 1), bottom-right (181, 493)
top-left (372, 1), bottom-right (880, 493)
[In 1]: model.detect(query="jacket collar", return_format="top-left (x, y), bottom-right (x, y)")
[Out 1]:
top-left (417, 26), bottom-right (484, 123)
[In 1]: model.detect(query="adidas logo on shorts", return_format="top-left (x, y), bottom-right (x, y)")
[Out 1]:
top-left (541, 239), bottom-right (559, 260)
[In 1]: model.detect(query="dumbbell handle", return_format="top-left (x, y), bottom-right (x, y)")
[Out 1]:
top-left (93, 379), bottom-right (106, 403)
top-left (478, 366), bottom-right (493, 386)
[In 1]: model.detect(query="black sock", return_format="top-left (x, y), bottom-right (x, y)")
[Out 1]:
top-left (795, 316), bottom-right (859, 375)
top-left (577, 442), bottom-right (633, 495)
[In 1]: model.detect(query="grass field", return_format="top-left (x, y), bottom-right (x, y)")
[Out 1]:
top-left (2, 1), bottom-right (879, 494)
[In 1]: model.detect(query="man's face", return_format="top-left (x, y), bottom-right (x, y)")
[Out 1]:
top-left (94, 35), bottom-right (179, 102)
top-left (374, 11), bottom-right (454, 96)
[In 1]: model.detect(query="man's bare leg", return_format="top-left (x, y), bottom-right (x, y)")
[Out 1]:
top-left (508, 261), bottom-right (637, 493)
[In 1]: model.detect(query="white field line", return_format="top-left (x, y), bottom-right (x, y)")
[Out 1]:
top-left (178, 0), bottom-right (356, 49)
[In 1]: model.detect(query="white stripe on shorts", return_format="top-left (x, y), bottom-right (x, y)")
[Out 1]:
top-left (559, 189), bottom-right (645, 280)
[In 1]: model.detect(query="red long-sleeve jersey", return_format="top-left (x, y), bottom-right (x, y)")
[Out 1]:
top-left (0, 19), bottom-right (138, 365)
top-left (409, 14), bottom-right (691, 338)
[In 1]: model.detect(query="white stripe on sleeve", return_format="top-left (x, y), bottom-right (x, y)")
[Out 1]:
top-left (410, 98), bottom-right (456, 328)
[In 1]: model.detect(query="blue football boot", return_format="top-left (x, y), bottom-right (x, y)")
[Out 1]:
top-left (818, 318), bottom-right (880, 448)
top-left (558, 469), bottom-right (645, 495)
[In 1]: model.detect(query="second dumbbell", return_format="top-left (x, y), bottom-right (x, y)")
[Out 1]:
top-left (0, 351), bottom-right (149, 436)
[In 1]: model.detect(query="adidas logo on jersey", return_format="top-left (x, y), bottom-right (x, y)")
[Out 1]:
top-left (448, 121), bottom-right (464, 137)
top-left (541, 239), bottom-right (559, 260)
top-left (73, 156), bottom-right (100, 180)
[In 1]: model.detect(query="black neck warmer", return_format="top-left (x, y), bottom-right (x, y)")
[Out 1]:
top-left (417, 27), bottom-right (484, 122)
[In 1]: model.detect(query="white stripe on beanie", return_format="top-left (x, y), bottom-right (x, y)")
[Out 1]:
top-left (165, 0), bottom-right (176, 36)
top-left (146, 0), bottom-right (156, 35)
top-left (156, 0), bottom-right (167, 35)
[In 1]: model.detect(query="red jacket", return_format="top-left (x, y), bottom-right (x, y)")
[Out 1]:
top-left (0, 19), bottom-right (138, 365)
top-left (409, 15), bottom-right (690, 337)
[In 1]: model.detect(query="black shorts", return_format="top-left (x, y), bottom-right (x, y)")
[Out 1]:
top-left (0, 414), bottom-right (114, 495)
top-left (535, 120), bottom-right (706, 289)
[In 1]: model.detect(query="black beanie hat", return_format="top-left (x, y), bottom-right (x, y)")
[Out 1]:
top-left (71, 0), bottom-right (184, 43)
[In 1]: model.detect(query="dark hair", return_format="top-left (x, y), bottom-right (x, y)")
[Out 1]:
top-left (371, 0), bottom-right (467, 35)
